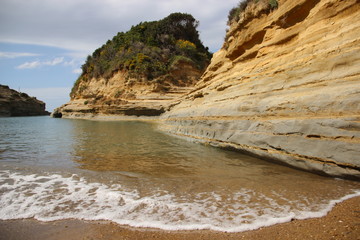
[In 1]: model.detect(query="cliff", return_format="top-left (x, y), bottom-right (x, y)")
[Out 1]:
top-left (53, 13), bottom-right (211, 119)
top-left (53, 62), bottom-right (202, 119)
top-left (0, 85), bottom-right (49, 117)
top-left (160, 0), bottom-right (360, 178)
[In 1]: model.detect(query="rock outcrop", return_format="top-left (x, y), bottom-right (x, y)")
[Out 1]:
top-left (160, 0), bottom-right (360, 178)
top-left (54, 62), bottom-right (201, 119)
top-left (54, 13), bottom-right (211, 119)
top-left (0, 85), bottom-right (49, 117)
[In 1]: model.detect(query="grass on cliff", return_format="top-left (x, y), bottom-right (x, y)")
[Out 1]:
top-left (71, 13), bottom-right (212, 98)
top-left (227, 0), bottom-right (278, 25)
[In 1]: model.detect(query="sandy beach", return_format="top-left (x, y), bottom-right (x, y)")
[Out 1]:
top-left (0, 195), bottom-right (359, 240)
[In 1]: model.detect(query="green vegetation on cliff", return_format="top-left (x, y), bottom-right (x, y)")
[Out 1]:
top-left (227, 0), bottom-right (278, 25)
top-left (71, 13), bottom-right (212, 97)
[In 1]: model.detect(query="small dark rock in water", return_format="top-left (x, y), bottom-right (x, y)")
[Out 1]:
top-left (0, 85), bottom-right (50, 117)
top-left (51, 109), bottom-right (63, 118)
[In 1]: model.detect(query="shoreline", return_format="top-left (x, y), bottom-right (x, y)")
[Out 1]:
top-left (1, 196), bottom-right (359, 240)
top-left (58, 113), bottom-right (162, 122)
top-left (56, 114), bottom-right (360, 181)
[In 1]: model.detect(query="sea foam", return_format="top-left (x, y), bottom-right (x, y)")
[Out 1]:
top-left (0, 170), bottom-right (359, 232)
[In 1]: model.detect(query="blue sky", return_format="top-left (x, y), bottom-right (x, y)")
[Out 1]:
top-left (0, 43), bottom-right (83, 110)
top-left (0, 0), bottom-right (239, 111)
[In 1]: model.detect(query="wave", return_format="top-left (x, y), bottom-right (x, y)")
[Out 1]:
top-left (0, 170), bottom-right (359, 232)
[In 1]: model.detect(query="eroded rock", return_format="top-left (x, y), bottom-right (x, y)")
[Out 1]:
top-left (161, 0), bottom-right (360, 179)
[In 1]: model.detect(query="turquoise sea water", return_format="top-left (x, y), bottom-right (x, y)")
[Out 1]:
top-left (0, 116), bottom-right (359, 231)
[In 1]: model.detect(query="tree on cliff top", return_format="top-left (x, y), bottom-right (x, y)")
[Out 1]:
top-left (71, 13), bottom-right (212, 97)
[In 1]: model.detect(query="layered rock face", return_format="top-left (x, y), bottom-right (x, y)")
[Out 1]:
top-left (54, 61), bottom-right (202, 119)
top-left (0, 85), bottom-right (49, 117)
top-left (161, 0), bottom-right (360, 178)
top-left (54, 13), bottom-right (211, 119)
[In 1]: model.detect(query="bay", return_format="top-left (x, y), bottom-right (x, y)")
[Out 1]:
top-left (0, 116), bottom-right (359, 232)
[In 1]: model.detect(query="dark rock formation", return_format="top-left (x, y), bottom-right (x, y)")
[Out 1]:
top-left (0, 85), bottom-right (50, 117)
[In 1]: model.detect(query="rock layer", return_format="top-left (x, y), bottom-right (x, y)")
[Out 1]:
top-left (161, 0), bottom-right (360, 178)
top-left (54, 62), bottom-right (201, 119)
top-left (0, 85), bottom-right (49, 117)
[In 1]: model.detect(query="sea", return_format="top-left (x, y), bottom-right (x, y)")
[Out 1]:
top-left (0, 116), bottom-right (359, 232)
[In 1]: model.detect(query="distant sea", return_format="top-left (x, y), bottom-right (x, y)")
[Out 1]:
top-left (0, 116), bottom-right (359, 232)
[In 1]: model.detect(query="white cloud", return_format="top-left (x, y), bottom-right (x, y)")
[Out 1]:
top-left (44, 57), bottom-right (64, 66)
top-left (63, 58), bottom-right (84, 68)
top-left (63, 58), bottom-right (84, 74)
top-left (0, 0), bottom-right (239, 53)
top-left (72, 68), bottom-right (82, 74)
top-left (16, 57), bottom-right (64, 69)
top-left (63, 59), bottom-right (76, 67)
top-left (0, 51), bottom-right (41, 58)
top-left (16, 60), bottom-right (42, 69)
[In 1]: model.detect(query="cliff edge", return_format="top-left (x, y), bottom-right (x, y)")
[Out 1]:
top-left (161, 0), bottom-right (360, 178)
top-left (0, 85), bottom-right (49, 117)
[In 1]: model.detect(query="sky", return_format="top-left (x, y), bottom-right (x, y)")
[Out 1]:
top-left (0, 0), bottom-right (239, 111)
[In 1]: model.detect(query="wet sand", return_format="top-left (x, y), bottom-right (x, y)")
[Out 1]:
top-left (0, 196), bottom-right (359, 240)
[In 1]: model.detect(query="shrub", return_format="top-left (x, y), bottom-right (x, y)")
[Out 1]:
top-left (176, 39), bottom-right (196, 50)
top-left (227, 0), bottom-right (252, 25)
top-left (75, 12), bottom-right (211, 88)
top-left (169, 55), bottom-right (195, 70)
top-left (269, 0), bottom-right (278, 9)
top-left (227, 0), bottom-right (279, 26)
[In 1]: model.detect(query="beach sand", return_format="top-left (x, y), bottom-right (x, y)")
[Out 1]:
top-left (1, 196), bottom-right (359, 240)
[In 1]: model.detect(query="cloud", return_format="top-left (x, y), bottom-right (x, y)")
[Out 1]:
top-left (16, 57), bottom-right (64, 69)
top-left (63, 58), bottom-right (84, 68)
top-left (0, 51), bottom-right (41, 58)
top-left (72, 68), bottom-right (82, 74)
top-left (0, 0), bottom-right (239, 53)
top-left (63, 58), bottom-right (84, 74)
top-left (16, 60), bottom-right (42, 69)
top-left (44, 57), bottom-right (64, 66)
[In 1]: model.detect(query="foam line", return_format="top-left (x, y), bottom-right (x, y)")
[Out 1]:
top-left (1, 170), bottom-right (359, 232)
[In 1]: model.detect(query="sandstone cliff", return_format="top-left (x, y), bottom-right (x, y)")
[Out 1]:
top-left (0, 85), bottom-right (49, 117)
top-left (161, 0), bottom-right (360, 178)
top-left (54, 13), bottom-right (211, 119)
top-left (53, 61), bottom-right (202, 119)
